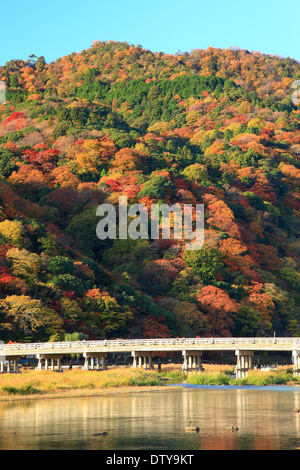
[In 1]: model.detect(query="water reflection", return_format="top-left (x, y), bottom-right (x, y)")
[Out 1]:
top-left (1, 387), bottom-right (300, 450)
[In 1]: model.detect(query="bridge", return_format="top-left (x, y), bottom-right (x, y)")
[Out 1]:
top-left (1, 337), bottom-right (300, 378)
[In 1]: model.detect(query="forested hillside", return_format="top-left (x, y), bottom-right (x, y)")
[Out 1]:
top-left (0, 41), bottom-right (299, 343)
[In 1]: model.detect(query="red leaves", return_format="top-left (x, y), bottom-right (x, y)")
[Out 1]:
top-left (196, 285), bottom-right (239, 336)
top-left (196, 286), bottom-right (240, 315)
top-left (246, 282), bottom-right (274, 320)
top-left (22, 146), bottom-right (60, 173)
top-left (142, 315), bottom-right (171, 339)
top-left (5, 112), bottom-right (25, 123)
top-left (1, 111), bottom-right (28, 132)
top-left (0, 266), bottom-right (16, 288)
top-left (104, 179), bottom-right (122, 191)
top-left (174, 178), bottom-right (189, 190)
top-left (284, 197), bottom-right (300, 211)
top-left (143, 259), bottom-right (179, 293)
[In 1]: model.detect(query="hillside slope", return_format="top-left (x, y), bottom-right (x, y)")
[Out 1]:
top-left (0, 41), bottom-right (299, 343)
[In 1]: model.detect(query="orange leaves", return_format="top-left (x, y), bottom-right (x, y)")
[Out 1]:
top-left (220, 160), bottom-right (240, 176)
top-left (71, 136), bottom-right (116, 174)
top-left (230, 133), bottom-right (267, 156)
top-left (203, 193), bottom-right (240, 237)
top-left (111, 147), bottom-right (144, 174)
top-left (196, 285), bottom-right (239, 336)
top-left (204, 140), bottom-right (226, 156)
top-left (3, 141), bottom-right (19, 154)
top-left (196, 285), bottom-right (239, 313)
top-left (99, 174), bottom-right (142, 199)
top-left (246, 282), bottom-right (274, 319)
top-left (20, 66), bottom-right (38, 93)
top-left (237, 166), bottom-right (255, 180)
top-left (138, 196), bottom-right (156, 211)
top-left (0, 266), bottom-right (17, 290)
top-left (204, 194), bottom-right (234, 222)
top-left (84, 288), bottom-right (110, 300)
top-left (142, 315), bottom-right (171, 339)
top-left (219, 237), bottom-right (260, 279)
top-left (27, 93), bottom-right (42, 101)
top-left (117, 69), bottom-right (129, 81)
top-left (280, 164), bottom-right (300, 181)
top-left (101, 177), bottom-right (122, 192)
top-left (22, 146), bottom-right (60, 173)
top-left (72, 140), bottom-right (101, 175)
top-left (8, 165), bottom-right (46, 191)
top-left (50, 166), bottom-right (80, 189)
top-left (219, 238), bottom-right (247, 257)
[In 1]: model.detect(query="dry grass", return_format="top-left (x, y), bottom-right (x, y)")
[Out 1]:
top-left (1, 363), bottom-right (297, 401)
top-left (0, 362), bottom-right (233, 400)
top-left (201, 364), bottom-right (235, 373)
top-left (0, 366), bottom-right (173, 399)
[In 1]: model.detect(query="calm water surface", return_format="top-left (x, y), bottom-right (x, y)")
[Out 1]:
top-left (1, 385), bottom-right (300, 450)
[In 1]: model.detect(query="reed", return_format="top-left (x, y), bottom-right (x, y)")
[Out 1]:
top-left (235, 369), bottom-right (296, 386)
top-left (187, 367), bottom-right (300, 386)
top-left (186, 372), bottom-right (231, 386)
top-left (0, 367), bottom-right (169, 397)
top-left (1, 364), bottom-right (299, 398)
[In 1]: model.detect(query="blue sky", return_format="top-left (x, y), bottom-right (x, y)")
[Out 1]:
top-left (1, 0), bottom-right (299, 65)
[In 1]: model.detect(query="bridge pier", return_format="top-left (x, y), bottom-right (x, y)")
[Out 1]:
top-left (37, 354), bottom-right (63, 371)
top-left (83, 352), bottom-right (107, 370)
top-left (235, 350), bottom-right (254, 378)
top-left (182, 350), bottom-right (202, 371)
top-left (0, 356), bottom-right (20, 373)
top-left (292, 350), bottom-right (300, 377)
top-left (131, 351), bottom-right (153, 369)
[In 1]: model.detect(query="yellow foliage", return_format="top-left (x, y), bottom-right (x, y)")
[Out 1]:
top-left (0, 220), bottom-right (23, 246)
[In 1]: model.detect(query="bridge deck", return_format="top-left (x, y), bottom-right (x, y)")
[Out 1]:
top-left (1, 337), bottom-right (300, 357)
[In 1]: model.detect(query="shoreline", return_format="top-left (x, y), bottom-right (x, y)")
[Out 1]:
top-left (1, 381), bottom-right (300, 403)
top-left (1, 364), bottom-right (298, 403)
top-left (0, 384), bottom-right (182, 403)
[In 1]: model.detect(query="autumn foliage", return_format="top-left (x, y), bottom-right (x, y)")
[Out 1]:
top-left (0, 41), bottom-right (299, 342)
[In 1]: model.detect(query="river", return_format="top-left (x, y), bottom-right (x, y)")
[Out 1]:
top-left (1, 385), bottom-right (300, 450)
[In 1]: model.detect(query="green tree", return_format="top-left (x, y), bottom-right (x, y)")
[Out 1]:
top-left (234, 305), bottom-right (262, 336)
top-left (50, 274), bottom-right (93, 296)
top-left (60, 297), bottom-right (83, 322)
top-left (64, 332), bottom-right (88, 341)
top-left (137, 174), bottom-right (174, 200)
top-left (184, 247), bottom-right (223, 284)
top-left (83, 289), bottom-right (133, 335)
top-left (0, 148), bottom-right (17, 178)
top-left (280, 267), bottom-right (300, 290)
top-left (47, 256), bottom-right (75, 275)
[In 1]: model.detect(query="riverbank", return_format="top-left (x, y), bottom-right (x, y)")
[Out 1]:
top-left (0, 384), bottom-right (181, 402)
top-left (0, 365), bottom-right (185, 402)
top-left (0, 364), bottom-right (299, 402)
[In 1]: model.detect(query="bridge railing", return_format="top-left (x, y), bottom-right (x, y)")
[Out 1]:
top-left (1, 337), bottom-right (300, 353)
